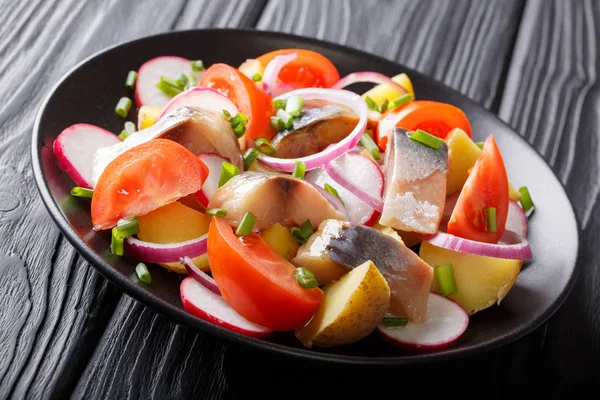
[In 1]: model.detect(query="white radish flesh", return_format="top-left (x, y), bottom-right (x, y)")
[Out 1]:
top-left (195, 154), bottom-right (228, 207)
top-left (158, 87), bottom-right (239, 121)
top-left (506, 200), bottom-right (528, 238)
top-left (53, 123), bottom-right (121, 188)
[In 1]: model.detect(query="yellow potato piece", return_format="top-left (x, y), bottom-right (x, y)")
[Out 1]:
top-left (361, 73), bottom-right (414, 104)
top-left (372, 223), bottom-right (421, 247)
top-left (419, 241), bottom-right (522, 315)
top-left (260, 223), bottom-right (299, 261)
top-left (295, 260), bottom-right (390, 348)
top-left (445, 129), bottom-right (521, 201)
top-left (238, 58), bottom-right (265, 84)
top-left (137, 105), bottom-right (162, 130)
top-left (138, 202), bottom-right (212, 273)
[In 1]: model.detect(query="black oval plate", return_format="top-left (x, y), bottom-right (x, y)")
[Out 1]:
top-left (31, 29), bottom-right (580, 365)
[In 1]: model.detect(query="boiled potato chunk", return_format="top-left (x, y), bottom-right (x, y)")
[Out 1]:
top-left (137, 105), bottom-right (162, 130)
top-left (373, 223), bottom-right (421, 247)
top-left (295, 260), bottom-right (390, 347)
top-left (260, 223), bottom-right (299, 260)
top-left (362, 73), bottom-right (414, 104)
top-left (419, 241), bottom-right (521, 315)
top-left (138, 202), bottom-right (211, 273)
top-left (238, 59), bottom-right (265, 84)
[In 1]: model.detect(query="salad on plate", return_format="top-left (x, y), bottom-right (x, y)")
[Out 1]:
top-left (53, 48), bottom-right (535, 350)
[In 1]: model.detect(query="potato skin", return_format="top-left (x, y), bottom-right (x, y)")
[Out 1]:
top-left (296, 261), bottom-right (391, 348)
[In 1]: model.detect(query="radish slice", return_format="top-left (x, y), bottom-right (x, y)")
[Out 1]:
top-left (195, 154), bottom-right (228, 207)
top-left (135, 56), bottom-right (203, 107)
top-left (377, 293), bottom-right (469, 350)
top-left (125, 234), bottom-right (207, 264)
top-left (507, 200), bottom-right (528, 238)
top-left (423, 230), bottom-right (533, 260)
top-left (158, 87), bottom-right (239, 121)
top-left (180, 277), bottom-right (273, 338)
top-left (180, 256), bottom-right (220, 295)
top-left (53, 123), bottom-right (121, 188)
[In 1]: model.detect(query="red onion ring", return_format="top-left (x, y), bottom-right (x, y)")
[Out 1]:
top-left (262, 52), bottom-right (297, 96)
top-left (124, 234), bottom-right (207, 264)
top-left (258, 88), bottom-right (368, 172)
top-left (180, 256), bottom-right (221, 295)
top-left (331, 71), bottom-right (407, 96)
top-left (322, 162), bottom-right (383, 212)
top-left (423, 230), bottom-right (533, 260)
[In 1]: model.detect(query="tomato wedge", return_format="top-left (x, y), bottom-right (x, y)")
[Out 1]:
top-left (377, 101), bottom-right (471, 150)
top-left (256, 49), bottom-right (340, 88)
top-left (207, 217), bottom-right (322, 331)
top-left (91, 139), bottom-right (208, 230)
top-left (199, 63), bottom-right (275, 142)
top-left (447, 135), bottom-right (508, 244)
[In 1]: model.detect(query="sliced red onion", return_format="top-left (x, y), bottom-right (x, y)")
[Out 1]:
top-left (125, 234), bottom-right (207, 264)
top-left (258, 88), bottom-right (368, 172)
top-left (270, 82), bottom-right (298, 97)
top-left (507, 200), bottom-right (528, 238)
top-left (331, 71), bottom-right (407, 96)
top-left (262, 52), bottom-right (297, 96)
top-left (180, 256), bottom-right (220, 295)
top-left (307, 181), bottom-right (348, 218)
top-left (323, 161), bottom-right (383, 212)
top-left (423, 230), bottom-right (533, 260)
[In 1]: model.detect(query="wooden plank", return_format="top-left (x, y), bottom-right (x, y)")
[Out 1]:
top-left (0, 0), bottom-right (263, 398)
top-left (499, 0), bottom-right (600, 393)
top-left (71, 1), bottom-right (527, 399)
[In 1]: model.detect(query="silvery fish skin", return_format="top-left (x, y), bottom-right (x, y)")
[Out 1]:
top-left (380, 128), bottom-right (448, 234)
top-left (271, 100), bottom-right (359, 159)
top-left (207, 172), bottom-right (348, 230)
top-left (91, 106), bottom-right (243, 186)
top-left (293, 219), bottom-right (433, 322)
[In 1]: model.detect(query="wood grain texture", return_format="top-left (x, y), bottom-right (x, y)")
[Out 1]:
top-left (0, 0), bottom-right (264, 399)
top-left (499, 0), bottom-right (600, 393)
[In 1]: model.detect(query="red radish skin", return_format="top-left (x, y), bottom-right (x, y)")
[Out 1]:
top-left (180, 277), bottom-right (272, 338)
top-left (195, 154), bottom-right (228, 207)
top-left (377, 293), bottom-right (469, 350)
top-left (53, 123), bottom-right (121, 188)
top-left (180, 256), bottom-right (221, 295)
top-left (135, 56), bottom-right (204, 107)
top-left (158, 87), bottom-right (239, 121)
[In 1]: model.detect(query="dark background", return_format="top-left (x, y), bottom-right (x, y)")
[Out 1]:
top-left (0, 0), bottom-right (598, 398)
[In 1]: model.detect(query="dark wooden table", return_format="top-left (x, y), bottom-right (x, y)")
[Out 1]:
top-left (1, 0), bottom-right (598, 398)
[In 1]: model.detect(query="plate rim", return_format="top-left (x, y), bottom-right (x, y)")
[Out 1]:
top-left (31, 28), bottom-right (582, 365)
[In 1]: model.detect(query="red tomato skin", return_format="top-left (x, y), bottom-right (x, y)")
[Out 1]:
top-left (207, 217), bottom-right (322, 331)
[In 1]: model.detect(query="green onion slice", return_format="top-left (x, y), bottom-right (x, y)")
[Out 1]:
top-left (110, 228), bottom-right (124, 256)
top-left (276, 108), bottom-right (294, 130)
top-left (290, 219), bottom-right (314, 244)
top-left (115, 97), bottom-right (132, 118)
top-left (324, 183), bottom-right (344, 206)
top-left (360, 133), bottom-right (381, 160)
top-left (270, 116), bottom-right (284, 131)
top-left (518, 186), bottom-right (534, 213)
top-left (191, 60), bottom-right (204, 72)
top-left (116, 217), bottom-right (140, 238)
top-left (382, 317), bottom-right (409, 328)
top-left (485, 207), bottom-right (497, 233)
top-left (217, 162), bottom-right (240, 188)
top-left (222, 109), bottom-right (232, 118)
top-left (292, 160), bottom-right (306, 179)
top-left (273, 99), bottom-right (287, 110)
top-left (377, 99), bottom-right (389, 113)
top-left (124, 121), bottom-right (136, 134)
top-left (294, 267), bottom-right (318, 289)
top-left (255, 138), bottom-right (276, 155)
top-left (176, 73), bottom-right (189, 88)
top-left (387, 93), bottom-right (413, 111)
top-left (70, 186), bottom-right (94, 198)
top-left (235, 212), bottom-right (257, 236)
top-left (160, 75), bottom-right (185, 91)
top-left (155, 80), bottom-right (181, 97)
top-left (408, 129), bottom-right (444, 150)
top-left (118, 130), bottom-right (130, 140)
top-left (205, 208), bottom-right (227, 217)
top-left (243, 148), bottom-right (260, 170)
top-left (136, 263), bottom-right (152, 284)
top-left (285, 95), bottom-right (304, 117)
top-left (475, 141), bottom-right (484, 149)
top-left (434, 264), bottom-right (458, 296)
top-left (364, 95), bottom-right (378, 111)
top-left (252, 73), bottom-right (262, 82)
top-left (125, 71), bottom-right (138, 89)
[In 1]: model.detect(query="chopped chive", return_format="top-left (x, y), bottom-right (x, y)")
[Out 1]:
top-left (377, 99), bottom-right (389, 113)
top-left (155, 80), bottom-right (182, 97)
top-left (230, 112), bottom-right (249, 126)
top-left (273, 99), bottom-right (287, 110)
top-left (434, 264), bottom-right (458, 296)
top-left (294, 267), bottom-right (318, 289)
top-left (292, 161), bottom-right (306, 179)
top-left (206, 208), bottom-right (227, 217)
top-left (324, 183), bottom-right (344, 206)
top-left (475, 141), bottom-right (484, 149)
top-left (191, 60), bottom-right (204, 72)
top-left (243, 148), bottom-right (260, 170)
top-left (285, 95), bottom-right (304, 117)
top-left (186, 73), bottom-right (198, 88)
top-left (387, 93), bottom-right (413, 111)
top-left (382, 317), bottom-right (409, 328)
top-left (125, 71), bottom-right (138, 89)
top-left (290, 219), bottom-right (314, 244)
top-left (116, 217), bottom-right (140, 238)
top-left (118, 130), bottom-right (130, 140)
top-left (255, 138), bottom-right (276, 155)
top-left (485, 207), bottom-right (497, 233)
top-left (110, 228), bottom-right (124, 256)
top-left (232, 122), bottom-right (246, 137)
top-left (270, 116), bottom-right (284, 131)
top-left (252, 73), bottom-right (262, 82)
top-left (360, 133), bottom-right (381, 160)
top-left (70, 186), bottom-right (94, 198)
top-left (115, 97), bottom-right (132, 118)
top-left (276, 109), bottom-right (294, 129)
top-left (235, 212), bottom-right (257, 236)
top-left (408, 129), bottom-right (444, 150)
top-left (518, 186), bottom-right (534, 213)
top-left (136, 263), bottom-right (152, 284)
top-left (176, 73), bottom-right (189, 88)
top-left (160, 75), bottom-right (185, 91)
top-left (222, 109), bottom-right (232, 118)
top-left (217, 162), bottom-right (240, 188)
top-left (124, 121), bottom-right (136, 134)
top-left (364, 95), bottom-right (378, 111)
